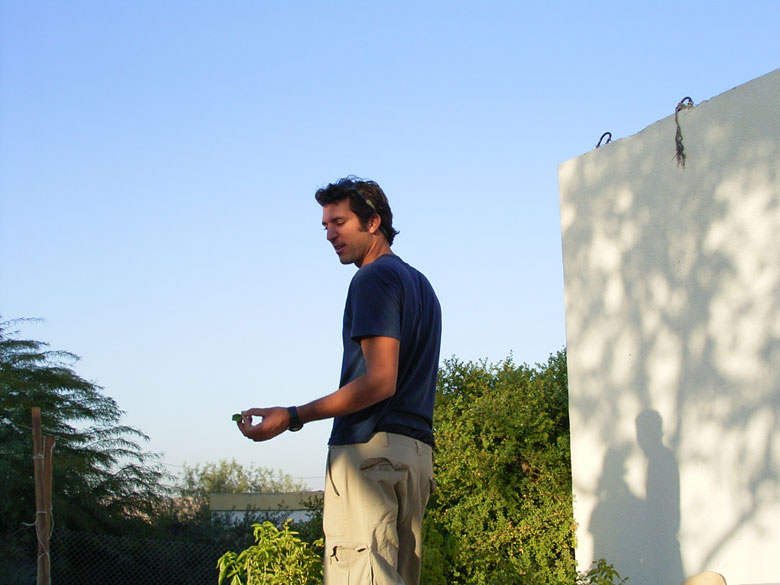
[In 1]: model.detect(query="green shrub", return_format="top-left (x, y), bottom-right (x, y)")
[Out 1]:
top-left (216, 521), bottom-right (322, 585)
top-left (577, 559), bottom-right (629, 585)
top-left (425, 349), bottom-right (576, 584)
top-left (420, 514), bottom-right (459, 585)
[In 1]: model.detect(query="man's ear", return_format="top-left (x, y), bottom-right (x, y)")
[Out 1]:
top-left (367, 213), bottom-right (382, 234)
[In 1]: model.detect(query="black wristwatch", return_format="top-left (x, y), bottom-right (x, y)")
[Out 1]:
top-left (287, 406), bottom-right (303, 432)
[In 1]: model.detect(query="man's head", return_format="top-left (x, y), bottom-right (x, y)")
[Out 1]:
top-left (315, 177), bottom-right (399, 246)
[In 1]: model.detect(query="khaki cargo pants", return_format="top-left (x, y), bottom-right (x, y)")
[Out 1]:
top-left (323, 432), bottom-right (434, 585)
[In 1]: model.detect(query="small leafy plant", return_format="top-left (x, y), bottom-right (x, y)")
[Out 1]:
top-left (217, 521), bottom-right (323, 585)
top-left (577, 558), bottom-right (629, 585)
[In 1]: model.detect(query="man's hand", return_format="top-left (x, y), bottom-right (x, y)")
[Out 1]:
top-left (236, 407), bottom-right (290, 442)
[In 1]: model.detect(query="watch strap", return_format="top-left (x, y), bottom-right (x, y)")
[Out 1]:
top-left (287, 406), bottom-right (303, 432)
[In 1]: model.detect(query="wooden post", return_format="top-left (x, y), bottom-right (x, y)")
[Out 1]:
top-left (31, 407), bottom-right (52, 585)
top-left (44, 435), bottom-right (55, 559)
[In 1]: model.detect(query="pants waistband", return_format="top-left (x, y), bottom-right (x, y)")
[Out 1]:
top-left (329, 431), bottom-right (432, 455)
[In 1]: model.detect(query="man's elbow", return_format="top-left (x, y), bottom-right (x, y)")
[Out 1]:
top-left (379, 381), bottom-right (396, 401)
top-left (371, 373), bottom-right (396, 402)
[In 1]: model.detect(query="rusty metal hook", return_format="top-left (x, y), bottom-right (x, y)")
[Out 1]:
top-left (596, 132), bottom-right (612, 148)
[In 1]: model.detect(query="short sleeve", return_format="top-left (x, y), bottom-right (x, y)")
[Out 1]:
top-left (349, 264), bottom-right (402, 341)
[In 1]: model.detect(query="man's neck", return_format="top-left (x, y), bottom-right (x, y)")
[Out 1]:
top-left (356, 240), bottom-right (393, 268)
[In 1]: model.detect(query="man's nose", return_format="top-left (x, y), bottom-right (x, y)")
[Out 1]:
top-left (326, 227), bottom-right (337, 241)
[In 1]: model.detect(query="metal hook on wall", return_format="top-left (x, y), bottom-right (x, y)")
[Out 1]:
top-left (596, 132), bottom-right (612, 148)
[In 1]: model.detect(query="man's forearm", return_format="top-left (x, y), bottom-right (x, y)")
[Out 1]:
top-left (237, 371), bottom-right (393, 443)
top-left (297, 369), bottom-right (395, 424)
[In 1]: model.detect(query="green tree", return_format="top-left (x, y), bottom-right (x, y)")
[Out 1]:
top-left (0, 318), bottom-right (166, 537)
top-left (424, 349), bottom-right (576, 585)
top-left (178, 458), bottom-right (308, 513)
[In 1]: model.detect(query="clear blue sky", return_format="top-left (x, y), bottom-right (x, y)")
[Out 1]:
top-left (2, 1), bottom-right (777, 488)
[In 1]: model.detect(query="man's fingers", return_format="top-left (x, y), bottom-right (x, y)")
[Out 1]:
top-left (241, 408), bottom-right (267, 418)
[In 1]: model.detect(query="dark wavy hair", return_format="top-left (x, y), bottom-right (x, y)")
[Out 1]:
top-left (314, 176), bottom-right (399, 245)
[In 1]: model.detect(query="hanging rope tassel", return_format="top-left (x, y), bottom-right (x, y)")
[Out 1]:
top-left (675, 97), bottom-right (694, 168)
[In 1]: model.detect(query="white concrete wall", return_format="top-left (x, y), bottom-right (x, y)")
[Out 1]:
top-left (559, 69), bottom-right (780, 585)
top-left (211, 509), bottom-right (314, 524)
top-left (208, 491), bottom-right (323, 525)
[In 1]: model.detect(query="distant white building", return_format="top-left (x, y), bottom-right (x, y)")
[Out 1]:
top-left (208, 491), bottom-right (323, 525)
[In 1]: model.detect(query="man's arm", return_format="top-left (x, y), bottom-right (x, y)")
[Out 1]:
top-left (237, 335), bottom-right (399, 442)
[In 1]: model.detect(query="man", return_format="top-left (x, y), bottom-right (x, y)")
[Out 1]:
top-left (237, 176), bottom-right (442, 585)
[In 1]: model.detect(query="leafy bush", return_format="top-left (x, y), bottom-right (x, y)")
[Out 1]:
top-left (217, 521), bottom-right (322, 585)
top-left (420, 514), bottom-right (458, 585)
top-left (425, 349), bottom-right (576, 584)
top-left (577, 559), bottom-right (629, 585)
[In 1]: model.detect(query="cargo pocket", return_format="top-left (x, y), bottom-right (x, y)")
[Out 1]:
top-left (326, 542), bottom-right (402, 585)
top-left (326, 543), bottom-right (371, 585)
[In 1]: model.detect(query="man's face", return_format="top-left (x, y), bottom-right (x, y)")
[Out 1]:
top-left (321, 199), bottom-right (373, 266)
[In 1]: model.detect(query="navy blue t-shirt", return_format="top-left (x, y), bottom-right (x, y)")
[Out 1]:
top-left (329, 254), bottom-right (442, 447)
